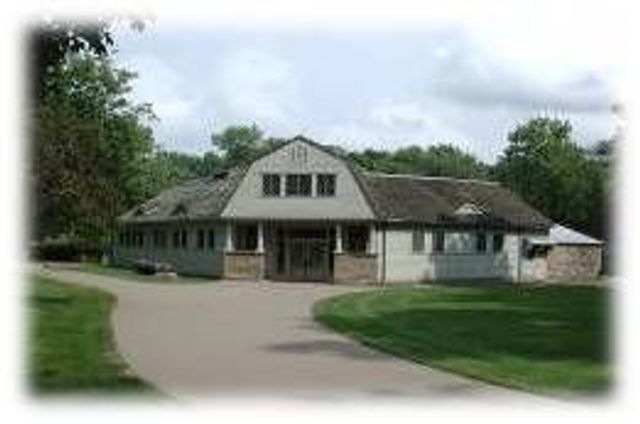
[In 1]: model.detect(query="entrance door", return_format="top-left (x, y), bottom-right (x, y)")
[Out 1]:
top-left (289, 237), bottom-right (329, 281)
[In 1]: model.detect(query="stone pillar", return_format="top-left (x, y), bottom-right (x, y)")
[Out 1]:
top-left (335, 223), bottom-right (343, 254)
top-left (225, 222), bottom-right (234, 252)
top-left (257, 221), bottom-right (264, 253)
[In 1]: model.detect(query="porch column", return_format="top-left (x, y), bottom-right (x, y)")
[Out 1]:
top-left (225, 222), bottom-right (234, 252)
top-left (335, 223), bottom-right (343, 254)
top-left (368, 224), bottom-right (376, 254)
top-left (256, 221), bottom-right (265, 253)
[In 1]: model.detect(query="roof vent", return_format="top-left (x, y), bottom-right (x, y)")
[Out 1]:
top-left (212, 170), bottom-right (229, 180)
top-left (171, 203), bottom-right (188, 216)
top-left (454, 203), bottom-right (485, 216)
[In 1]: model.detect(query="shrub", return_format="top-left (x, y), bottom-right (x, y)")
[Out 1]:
top-left (31, 236), bottom-right (104, 262)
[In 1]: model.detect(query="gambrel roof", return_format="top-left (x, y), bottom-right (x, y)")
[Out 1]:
top-left (118, 136), bottom-right (552, 231)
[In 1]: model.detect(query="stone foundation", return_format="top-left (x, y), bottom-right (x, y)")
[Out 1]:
top-left (223, 251), bottom-right (264, 280)
top-left (546, 245), bottom-right (602, 281)
top-left (333, 253), bottom-right (377, 284)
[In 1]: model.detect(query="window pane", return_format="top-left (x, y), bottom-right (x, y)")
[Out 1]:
top-left (299, 175), bottom-right (312, 195)
top-left (433, 231), bottom-right (445, 252)
top-left (208, 229), bottom-right (216, 249)
top-left (493, 233), bottom-right (504, 252)
top-left (181, 229), bottom-right (188, 248)
top-left (197, 229), bottom-right (205, 249)
top-left (412, 226), bottom-right (425, 253)
top-left (285, 174), bottom-right (312, 196)
top-left (317, 174), bottom-right (336, 196)
top-left (476, 232), bottom-right (487, 252)
top-left (263, 174), bottom-right (280, 196)
top-left (345, 225), bottom-right (368, 253)
top-left (172, 230), bottom-right (180, 248)
top-left (235, 224), bottom-right (258, 250)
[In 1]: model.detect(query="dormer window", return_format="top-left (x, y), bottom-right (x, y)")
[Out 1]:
top-left (263, 174), bottom-right (281, 197)
top-left (285, 174), bottom-right (312, 196)
top-left (317, 174), bottom-right (336, 197)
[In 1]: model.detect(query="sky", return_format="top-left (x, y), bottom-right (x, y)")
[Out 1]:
top-left (112, 16), bottom-right (621, 163)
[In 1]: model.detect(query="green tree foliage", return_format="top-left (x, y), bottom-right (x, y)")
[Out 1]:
top-left (348, 144), bottom-right (489, 179)
top-left (33, 54), bottom-right (155, 243)
top-left (210, 124), bottom-right (286, 166)
top-left (137, 148), bottom-right (224, 197)
top-left (494, 118), bottom-right (609, 238)
top-left (28, 21), bottom-right (114, 101)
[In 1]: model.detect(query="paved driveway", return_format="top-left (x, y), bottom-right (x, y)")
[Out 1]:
top-left (35, 265), bottom-right (545, 402)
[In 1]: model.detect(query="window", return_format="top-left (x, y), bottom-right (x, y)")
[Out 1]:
top-left (493, 233), bottom-right (504, 253)
top-left (207, 229), bottom-right (216, 249)
top-left (317, 174), bottom-right (336, 197)
top-left (345, 225), bottom-right (369, 253)
top-left (197, 229), bottom-right (205, 250)
top-left (235, 224), bottom-right (258, 251)
top-left (262, 174), bottom-right (281, 197)
top-left (172, 229), bottom-right (188, 248)
top-left (433, 231), bottom-right (445, 253)
top-left (180, 229), bottom-right (188, 248)
top-left (153, 230), bottom-right (167, 248)
top-left (172, 230), bottom-right (180, 248)
top-left (285, 174), bottom-right (312, 196)
top-left (412, 225), bottom-right (425, 253)
top-left (476, 232), bottom-right (487, 253)
top-left (134, 231), bottom-right (144, 247)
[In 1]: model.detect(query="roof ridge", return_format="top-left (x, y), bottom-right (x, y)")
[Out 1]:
top-left (362, 171), bottom-right (500, 186)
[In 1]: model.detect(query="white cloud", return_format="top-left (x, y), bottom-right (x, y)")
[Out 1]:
top-left (211, 48), bottom-right (299, 127)
top-left (121, 55), bottom-right (196, 120)
top-left (369, 102), bottom-right (430, 129)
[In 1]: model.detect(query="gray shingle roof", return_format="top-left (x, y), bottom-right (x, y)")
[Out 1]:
top-left (118, 138), bottom-right (552, 231)
top-left (358, 172), bottom-right (552, 230)
top-left (118, 167), bottom-right (247, 223)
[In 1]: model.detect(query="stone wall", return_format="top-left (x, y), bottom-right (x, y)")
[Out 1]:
top-left (546, 245), bottom-right (602, 281)
top-left (334, 253), bottom-right (377, 284)
top-left (223, 251), bottom-right (264, 280)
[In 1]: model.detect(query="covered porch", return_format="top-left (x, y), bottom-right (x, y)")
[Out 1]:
top-left (222, 220), bottom-right (378, 283)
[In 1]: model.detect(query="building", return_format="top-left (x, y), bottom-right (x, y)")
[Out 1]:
top-left (525, 224), bottom-right (603, 281)
top-left (115, 136), bottom-right (600, 284)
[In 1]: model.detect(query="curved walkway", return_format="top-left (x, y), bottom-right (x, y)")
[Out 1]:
top-left (34, 264), bottom-right (546, 402)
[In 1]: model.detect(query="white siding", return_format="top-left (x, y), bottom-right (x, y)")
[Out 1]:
top-left (114, 222), bottom-right (227, 277)
top-left (379, 226), bottom-right (547, 283)
top-left (382, 226), bottom-right (432, 283)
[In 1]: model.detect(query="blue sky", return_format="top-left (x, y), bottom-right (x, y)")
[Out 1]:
top-left (113, 19), bottom-right (619, 162)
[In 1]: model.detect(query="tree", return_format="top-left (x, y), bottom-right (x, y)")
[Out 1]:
top-left (348, 144), bottom-right (489, 179)
top-left (211, 124), bottom-right (264, 167)
top-left (494, 118), bottom-right (608, 238)
top-left (33, 54), bottom-right (155, 243)
top-left (28, 21), bottom-right (115, 101)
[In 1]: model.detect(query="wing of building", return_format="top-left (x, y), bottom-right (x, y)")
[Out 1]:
top-left (115, 136), bottom-right (601, 283)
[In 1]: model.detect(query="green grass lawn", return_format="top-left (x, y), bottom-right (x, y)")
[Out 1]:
top-left (28, 275), bottom-right (155, 395)
top-left (73, 262), bottom-right (213, 284)
top-left (314, 284), bottom-right (612, 395)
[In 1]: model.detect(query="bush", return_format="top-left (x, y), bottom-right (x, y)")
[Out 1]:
top-left (32, 236), bottom-right (104, 262)
top-left (131, 259), bottom-right (174, 275)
